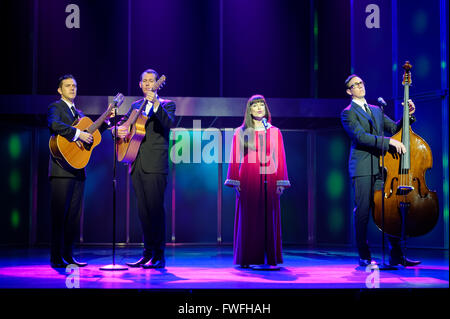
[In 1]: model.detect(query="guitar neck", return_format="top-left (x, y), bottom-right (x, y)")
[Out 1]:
top-left (128, 99), bottom-right (148, 124)
top-left (87, 106), bottom-right (113, 133)
top-left (123, 75), bottom-right (166, 127)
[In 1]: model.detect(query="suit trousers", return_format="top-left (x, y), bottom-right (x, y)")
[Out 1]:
top-left (352, 175), bottom-right (402, 260)
top-left (49, 177), bottom-right (85, 261)
top-left (131, 157), bottom-right (167, 259)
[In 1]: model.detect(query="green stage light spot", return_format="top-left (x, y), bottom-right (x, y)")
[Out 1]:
top-left (441, 61), bottom-right (447, 70)
top-left (412, 10), bottom-right (428, 34)
top-left (9, 135), bottom-right (21, 159)
top-left (443, 177), bottom-right (448, 195)
top-left (9, 170), bottom-right (21, 192)
top-left (329, 137), bottom-right (345, 163)
top-left (416, 56), bottom-right (431, 78)
top-left (328, 207), bottom-right (344, 235)
top-left (11, 210), bottom-right (20, 229)
top-left (326, 170), bottom-right (344, 199)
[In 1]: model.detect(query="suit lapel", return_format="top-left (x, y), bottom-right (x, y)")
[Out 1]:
top-left (351, 101), bottom-right (371, 121)
top-left (367, 105), bottom-right (381, 134)
top-left (351, 101), bottom-right (379, 134)
top-left (58, 99), bottom-right (77, 123)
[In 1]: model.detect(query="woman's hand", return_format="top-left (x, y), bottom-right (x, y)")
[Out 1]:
top-left (276, 186), bottom-right (285, 197)
top-left (234, 185), bottom-right (241, 197)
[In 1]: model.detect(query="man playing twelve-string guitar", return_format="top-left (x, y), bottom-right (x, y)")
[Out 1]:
top-left (117, 69), bottom-right (176, 269)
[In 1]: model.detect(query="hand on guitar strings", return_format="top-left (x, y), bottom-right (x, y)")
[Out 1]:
top-left (145, 91), bottom-right (160, 112)
top-left (116, 125), bottom-right (129, 139)
top-left (78, 131), bottom-right (93, 144)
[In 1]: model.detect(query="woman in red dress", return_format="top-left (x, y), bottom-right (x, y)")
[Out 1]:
top-left (225, 95), bottom-right (290, 268)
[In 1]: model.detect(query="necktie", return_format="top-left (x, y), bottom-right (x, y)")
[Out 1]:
top-left (363, 103), bottom-right (371, 114)
top-left (71, 106), bottom-right (78, 119)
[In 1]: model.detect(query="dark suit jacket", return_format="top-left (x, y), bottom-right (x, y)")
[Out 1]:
top-left (47, 99), bottom-right (109, 180)
top-left (120, 98), bottom-right (176, 174)
top-left (341, 101), bottom-right (402, 178)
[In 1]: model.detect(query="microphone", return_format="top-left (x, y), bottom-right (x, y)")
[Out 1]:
top-left (113, 93), bottom-right (125, 108)
top-left (377, 97), bottom-right (387, 111)
top-left (261, 117), bottom-right (269, 131)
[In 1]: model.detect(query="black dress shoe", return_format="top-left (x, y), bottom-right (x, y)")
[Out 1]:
top-left (389, 256), bottom-right (421, 267)
top-left (126, 256), bottom-right (151, 268)
top-left (142, 257), bottom-right (165, 269)
top-left (50, 259), bottom-right (69, 268)
top-left (63, 256), bottom-right (88, 267)
top-left (359, 259), bottom-right (377, 267)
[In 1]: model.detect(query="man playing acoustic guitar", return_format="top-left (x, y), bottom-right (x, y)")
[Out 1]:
top-left (48, 74), bottom-right (114, 268)
top-left (117, 69), bottom-right (176, 269)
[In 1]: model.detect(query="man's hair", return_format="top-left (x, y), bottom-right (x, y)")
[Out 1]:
top-left (140, 69), bottom-right (159, 82)
top-left (344, 74), bottom-right (359, 89)
top-left (58, 74), bottom-right (76, 88)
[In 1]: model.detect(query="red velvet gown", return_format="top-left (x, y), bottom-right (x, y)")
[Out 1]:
top-left (225, 125), bottom-right (290, 266)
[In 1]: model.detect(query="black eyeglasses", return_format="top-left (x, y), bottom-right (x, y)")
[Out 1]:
top-left (348, 81), bottom-right (365, 90)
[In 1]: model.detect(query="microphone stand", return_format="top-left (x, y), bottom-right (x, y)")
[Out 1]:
top-left (100, 100), bottom-right (127, 271)
top-left (378, 101), bottom-right (397, 271)
top-left (252, 120), bottom-right (280, 271)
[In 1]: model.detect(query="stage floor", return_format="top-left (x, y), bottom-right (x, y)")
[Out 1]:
top-left (0, 245), bottom-right (448, 290)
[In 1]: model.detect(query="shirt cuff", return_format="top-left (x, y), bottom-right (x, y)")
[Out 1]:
top-left (72, 128), bottom-right (81, 141)
top-left (224, 179), bottom-right (240, 187)
top-left (277, 180), bottom-right (291, 187)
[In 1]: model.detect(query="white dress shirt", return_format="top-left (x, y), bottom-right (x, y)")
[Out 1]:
top-left (61, 98), bottom-right (81, 141)
top-left (352, 98), bottom-right (370, 114)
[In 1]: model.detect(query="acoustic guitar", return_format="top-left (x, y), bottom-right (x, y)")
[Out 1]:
top-left (116, 75), bottom-right (166, 163)
top-left (49, 93), bottom-right (124, 169)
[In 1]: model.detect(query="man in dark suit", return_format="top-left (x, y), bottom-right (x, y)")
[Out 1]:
top-left (117, 69), bottom-right (176, 269)
top-left (48, 74), bottom-right (112, 268)
top-left (341, 74), bottom-right (420, 267)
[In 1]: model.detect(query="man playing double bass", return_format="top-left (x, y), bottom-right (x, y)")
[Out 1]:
top-left (341, 74), bottom-right (421, 267)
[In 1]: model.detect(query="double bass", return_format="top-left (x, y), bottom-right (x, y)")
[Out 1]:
top-left (373, 61), bottom-right (439, 238)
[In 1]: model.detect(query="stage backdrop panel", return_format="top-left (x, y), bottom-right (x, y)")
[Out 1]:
top-left (316, 0), bottom-right (352, 99)
top-left (129, 0), bottom-right (220, 98)
top-left (222, 129), bottom-right (237, 244)
top-left (396, 0), bottom-right (442, 95)
top-left (36, 0), bottom-right (128, 95)
top-left (0, 0), bottom-right (34, 95)
top-left (315, 130), bottom-right (352, 245)
top-left (279, 130), bottom-right (308, 245)
top-left (172, 130), bottom-right (218, 243)
top-left (351, 0), bottom-right (393, 101)
top-left (0, 128), bottom-right (32, 244)
top-left (222, 0), bottom-right (311, 98)
top-left (36, 128), bottom-right (51, 245)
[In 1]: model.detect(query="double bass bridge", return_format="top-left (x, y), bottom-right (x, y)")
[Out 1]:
top-left (396, 185), bottom-right (414, 196)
